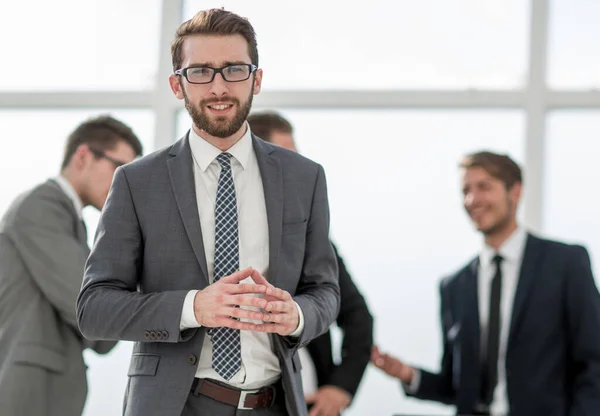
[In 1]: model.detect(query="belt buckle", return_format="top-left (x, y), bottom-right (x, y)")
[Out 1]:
top-left (237, 388), bottom-right (260, 410)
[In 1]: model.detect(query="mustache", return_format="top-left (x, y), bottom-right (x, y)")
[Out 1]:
top-left (201, 97), bottom-right (240, 106)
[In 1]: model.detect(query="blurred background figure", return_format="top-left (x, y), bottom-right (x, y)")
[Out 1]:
top-left (0, 115), bottom-right (143, 416)
top-left (248, 111), bottom-right (374, 416)
top-left (372, 151), bottom-right (600, 416)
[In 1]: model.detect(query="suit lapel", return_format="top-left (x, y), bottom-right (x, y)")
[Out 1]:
top-left (47, 179), bottom-right (88, 246)
top-left (458, 258), bottom-right (482, 407)
top-left (507, 234), bottom-right (542, 349)
top-left (76, 219), bottom-right (88, 247)
top-left (167, 133), bottom-right (209, 285)
top-left (462, 258), bottom-right (481, 365)
top-left (252, 135), bottom-right (283, 287)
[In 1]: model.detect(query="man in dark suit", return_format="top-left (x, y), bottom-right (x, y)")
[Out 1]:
top-left (0, 115), bottom-right (143, 416)
top-left (76, 9), bottom-right (339, 416)
top-left (372, 151), bottom-right (600, 416)
top-left (248, 111), bottom-right (374, 416)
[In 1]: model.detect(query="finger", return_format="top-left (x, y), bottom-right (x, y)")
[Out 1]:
top-left (372, 354), bottom-right (386, 368)
top-left (220, 307), bottom-right (265, 322)
top-left (264, 286), bottom-right (292, 302)
top-left (227, 283), bottom-right (268, 295)
top-left (308, 401), bottom-right (325, 416)
top-left (219, 267), bottom-right (255, 284)
top-left (252, 323), bottom-right (286, 334)
top-left (307, 403), bottom-right (319, 416)
top-left (265, 300), bottom-right (290, 313)
top-left (319, 406), bottom-right (337, 416)
top-left (225, 295), bottom-right (268, 309)
top-left (261, 311), bottom-right (287, 324)
top-left (305, 393), bottom-right (317, 404)
top-left (371, 345), bottom-right (383, 361)
top-left (213, 317), bottom-right (258, 331)
top-left (250, 269), bottom-right (272, 287)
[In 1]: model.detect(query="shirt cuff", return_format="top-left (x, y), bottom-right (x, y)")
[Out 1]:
top-left (288, 301), bottom-right (305, 338)
top-left (402, 368), bottom-right (421, 394)
top-left (180, 290), bottom-right (201, 331)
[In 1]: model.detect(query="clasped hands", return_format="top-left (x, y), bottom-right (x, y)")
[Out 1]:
top-left (193, 267), bottom-right (299, 336)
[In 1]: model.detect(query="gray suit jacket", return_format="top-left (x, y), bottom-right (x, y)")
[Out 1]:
top-left (0, 179), bottom-right (116, 416)
top-left (76, 134), bottom-right (340, 416)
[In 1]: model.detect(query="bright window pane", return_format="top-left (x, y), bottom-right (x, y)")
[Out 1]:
top-left (0, 0), bottom-right (161, 91)
top-left (179, 109), bottom-right (524, 416)
top-left (543, 111), bottom-right (600, 287)
top-left (183, 1), bottom-right (529, 90)
top-left (548, 0), bottom-right (600, 89)
top-left (0, 110), bottom-right (154, 416)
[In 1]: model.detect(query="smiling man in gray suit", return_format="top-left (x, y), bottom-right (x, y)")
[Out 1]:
top-left (0, 115), bottom-right (143, 416)
top-left (76, 8), bottom-right (340, 416)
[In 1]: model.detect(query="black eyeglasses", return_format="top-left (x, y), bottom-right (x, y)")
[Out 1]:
top-left (174, 64), bottom-right (257, 84)
top-left (89, 147), bottom-right (127, 168)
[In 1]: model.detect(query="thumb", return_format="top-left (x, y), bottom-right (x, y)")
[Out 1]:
top-left (219, 267), bottom-right (254, 284)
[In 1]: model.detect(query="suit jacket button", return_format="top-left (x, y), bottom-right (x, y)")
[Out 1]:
top-left (161, 330), bottom-right (169, 339)
top-left (189, 355), bottom-right (197, 365)
top-left (144, 331), bottom-right (151, 340)
top-left (150, 331), bottom-right (158, 340)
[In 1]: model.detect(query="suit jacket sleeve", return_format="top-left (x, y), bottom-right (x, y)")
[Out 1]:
top-left (408, 279), bottom-right (456, 405)
top-left (10, 188), bottom-right (90, 330)
top-left (83, 339), bottom-right (118, 355)
top-left (325, 244), bottom-right (373, 397)
top-left (76, 167), bottom-right (191, 343)
top-left (288, 165), bottom-right (340, 349)
top-left (565, 245), bottom-right (600, 415)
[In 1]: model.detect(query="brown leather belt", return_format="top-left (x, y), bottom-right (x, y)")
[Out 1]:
top-left (190, 378), bottom-right (278, 410)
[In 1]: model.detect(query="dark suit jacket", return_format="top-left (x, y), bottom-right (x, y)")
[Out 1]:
top-left (76, 134), bottom-right (340, 416)
top-left (306, 243), bottom-right (373, 398)
top-left (408, 233), bottom-right (600, 416)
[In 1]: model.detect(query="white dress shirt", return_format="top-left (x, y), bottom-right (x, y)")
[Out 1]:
top-left (406, 227), bottom-right (527, 416)
top-left (179, 124), bottom-right (304, 389)
top-left (53, 175), bottom-right (83, 220)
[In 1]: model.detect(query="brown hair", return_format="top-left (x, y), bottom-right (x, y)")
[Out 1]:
top-left (61, 115), bottom-right (143, 170)
top-left (247, 111), bottom-right (293, 141)
top-left (171, 8), bottom-right (259, 72)
top-left (459, 151), bottom-right (523, 190)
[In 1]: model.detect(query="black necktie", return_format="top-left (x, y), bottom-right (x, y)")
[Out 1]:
top-left (480, 254), bottom-right (503, 405)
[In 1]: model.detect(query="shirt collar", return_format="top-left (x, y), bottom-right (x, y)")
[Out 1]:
top-left (188, 122), bottom-right (253, 172)
top-left (479, 226), bottom-right (528, 268)
top-left (53, 175), bottom-right (84, 220)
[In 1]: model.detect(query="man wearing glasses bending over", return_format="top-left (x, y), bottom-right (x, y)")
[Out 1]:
top-left (0, 115), bottom-right (143, 416)
top-left (77, 8), bottom-right (340, 416)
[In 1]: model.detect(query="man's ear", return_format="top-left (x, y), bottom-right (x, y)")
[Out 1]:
top-left (70, 144), bottom-right (92, 170)
top-left (169, 75), bottom-right (185, 100)
top-left (252, 68), bottom-right (263, 95)
top-left (509, 181), bottom-right (522, 205)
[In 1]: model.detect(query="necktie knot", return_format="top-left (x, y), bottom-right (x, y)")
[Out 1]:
top-left (216, 152), bottom-right (233, 169)
top-left (493, 254), bottom-right (503, 267)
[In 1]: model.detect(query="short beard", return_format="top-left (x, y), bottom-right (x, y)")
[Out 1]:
top-left (481, 196), bottom-right (513, 236)
top-left (182, 85), bottom-right (253, 139)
